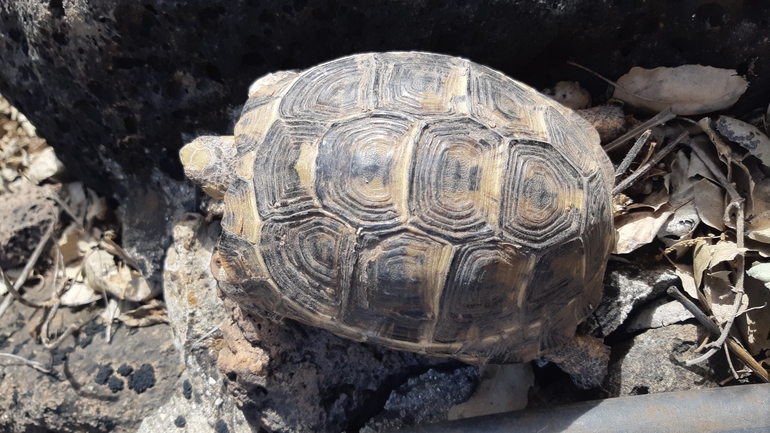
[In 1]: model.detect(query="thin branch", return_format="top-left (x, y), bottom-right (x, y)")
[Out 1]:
top-left (668, 287), bottom-right (769, 382)
top-left (612, 131), bottom-right (688, 196)
top-left (707, 202), bottom-right (745, 351)
top-left (615, 129), bottom-right (652, 179)
top-left (724, 342), bottom-right (740, 380)
top-left (603, 108), bottom-right (677, 153)
top-left (45, 187), bottom-right (83, 230)
top-left (566, 61), bottom-right (663, 104)
top-left (0, 294), bottom-right (12, 320)
top-left (0, 352), bottom-right (52, 374)
top-left (191, 325), bottom-right (222, 348)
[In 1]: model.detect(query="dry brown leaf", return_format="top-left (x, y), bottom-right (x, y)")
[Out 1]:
top-left (669, 151), bottom-right (696, 207)
top-left (715, 116), bottom-right (770, 169)
top-left (614, 209), bottom-right (673, 254)
top-left (613, 65), bottom-right (748, 115)
top-left (741, 276), bottom-right (770, 355)
top-left (710, 240), bottom-right (748, 268)
top-left (674, 264), bottom-right (699, 298)
top-left (85, 249), bottom-right (153, 302)
top-left (752, 178), bottom-right (770, 217)
top-left (698, 118), bottom-right (735, 172)
top-left (747, 214), bottom-right (770, 244)
top-left (448, 364), bottom-right (533, 420)
top-left (118, 300), bottom-right (169, 327)
top-left (702, 270), bottom-right (748, 324)
top-left (687, 137), bottom-right (723, 183)
top-left (693, 178), bottom-right (726, 231)
top-left (637, 179), bottom-right (670, 211)
top-left (746, 238), bottom-right (770, 258)
top-left (659, 201), bottom-right (699, 243)
top-left (692, 239), bottom-right (711, 288)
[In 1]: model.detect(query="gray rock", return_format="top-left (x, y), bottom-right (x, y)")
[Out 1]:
top-left (583, 261), bottom-right (680, 337)
top-left (2, 0), bottom-right (769, 202)
top-left (138, 213), bottom-right (252, 433)
top-left (625, 298), bottom-right (695, 333)
top-left (117, 169), bottom-right (195, 282)
top-left (361, 367), bottom-right (479, 433)
top-left (605, 323), bottom-right (725, 396)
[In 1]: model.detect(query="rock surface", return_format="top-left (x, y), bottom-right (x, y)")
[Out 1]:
top-left (605, 323), bottom-right (727, 396)
top-left (583, 261), bottom-right (680, 337)
top-left (219, 296), bottom-right (458, 432)
top-left (362, 367), bottom-right (480, 433)
top-left (138, 213), bottom-right (252, 433)
top-left (0, 300), bottom-right (179, 432)
top-left (0, 185), bottom-right (55, 268)
top-left (1, 0), bottom-right (768, 201)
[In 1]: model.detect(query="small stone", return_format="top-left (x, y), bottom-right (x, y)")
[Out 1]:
top-left (174, 416), bottom-right (186, 428)
top-left (182, 379), bottom-right (192, 399)
top-left (215, 420), bottom-right (230, 433)
top-left (94, 365), bottom-right (114, 385)
top-left (117, 363), bottom-right (134, 377)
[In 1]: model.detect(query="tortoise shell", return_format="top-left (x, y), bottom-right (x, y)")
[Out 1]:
top-left (180, 52), bottom-right (614, 363)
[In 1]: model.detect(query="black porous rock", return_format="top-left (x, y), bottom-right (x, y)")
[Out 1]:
top-left (1, 0), bottom-right (769, 203)
top-left (108, 376), bottom-right (125, 393)
top-left (94, 364), bottom-right (114, 385)
top-left (128, 364), bottom-right (157, 394)
top-left (174, 416), bottom-right (186, 428)
top-left (182, 379), bottom-right (193, 400)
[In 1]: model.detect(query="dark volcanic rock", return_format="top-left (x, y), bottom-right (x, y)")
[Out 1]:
top-left (1, 0), bottom-right (769, 201)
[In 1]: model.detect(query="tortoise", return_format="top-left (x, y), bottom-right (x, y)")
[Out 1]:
top-left (180, 52), bottom-right (614, 365)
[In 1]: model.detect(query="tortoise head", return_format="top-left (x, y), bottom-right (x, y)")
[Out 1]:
top-left (179, 135), bottom-right (238, 200)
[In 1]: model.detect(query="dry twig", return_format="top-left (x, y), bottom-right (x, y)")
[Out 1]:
top-left (668, 287), bottom-right (769, 382)
top-left (0, 352), bottom-right (52, 374)
top-left (604, 108), bottom-right (677, 153)
top-left (615, 129), bottom-right (652, 178)
top-left (612, 131), bottom-right (688, 195)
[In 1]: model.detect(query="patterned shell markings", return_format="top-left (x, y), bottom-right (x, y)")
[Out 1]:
top-left (204, 52), bottom-right (614, 364)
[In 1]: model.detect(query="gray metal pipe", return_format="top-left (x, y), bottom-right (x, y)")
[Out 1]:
top-left (395, 384), bottom-right (770, 433)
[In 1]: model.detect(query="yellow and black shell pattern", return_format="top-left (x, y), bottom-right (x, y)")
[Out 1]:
top-left (182, 52), bottom-right (615, 364)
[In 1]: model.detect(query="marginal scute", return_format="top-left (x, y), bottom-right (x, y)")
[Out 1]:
top-left (221, 177), bottom-right (261, 243)
top-left (584, 171), bottom-right (614, 276)
top-left (501, 140), bottom-right (585, 249)
top-left (524, 238), bottom-right (586, 350)
top-left (260, 214), bottom-right (356, 319)
top-left (375, 52), bottom-right (468, 116)
top-left (315, 113), bottom-right (414, 228)
top-left (345, 231), bottom-right (453, 343)
top-left (280, 54), bottom-right (375, 121)
top-left (409, 118), bottom-right (503, 241)
top-left (434, 242), bottom-right (536, 345)
top-left (469, 64), bottom-right (546, 140)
